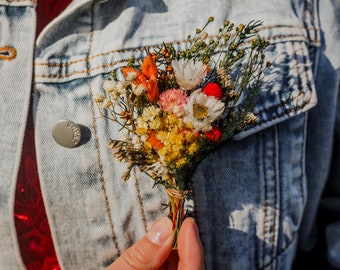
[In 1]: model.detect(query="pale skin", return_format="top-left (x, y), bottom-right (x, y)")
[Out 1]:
top-left (106, 217), bottom-right (204, 270)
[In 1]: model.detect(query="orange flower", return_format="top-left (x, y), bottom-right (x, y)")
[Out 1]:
top-left (121, 67), bottom-right (146, 85)
top-left (146, 74), bottom-right (159, 102)
top-left (122, 55), bottom-right (159, 102)
top-left (142, 55), bottom-right (159, 102)
top-left (142, 55), bottom-right (158, 79)
top-left (147, 131), bottom-right (164, 150)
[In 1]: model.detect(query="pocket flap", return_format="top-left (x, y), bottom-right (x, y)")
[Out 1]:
top-left (233, 25), bottom-right (318, 140)
top-left (35, 24), bottom-right (319, 141)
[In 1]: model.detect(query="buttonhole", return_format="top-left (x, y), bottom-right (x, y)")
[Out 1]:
top-left (0, 46), bottom-right (17, 61)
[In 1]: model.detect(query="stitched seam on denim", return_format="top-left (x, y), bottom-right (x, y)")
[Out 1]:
top-left (303, 0), bottom-right (308, 28)
top-left (300, 41), bottom-right (314, 100)
top-left (259, 235), bottom-right (296, 270)
top-left (270, 127), bottom-right (279, 270)
top-left (259, 24), bottom-right (319, 31)
top-left (309, 0), bottom-right (317, 40)
top-left (251, 98), bottom-right (311, 131)
top-left (298, 44), bottom-right (308, 206)
top-left (261, 130), bottom-right (269, 268)
top-left (34, 31), bottom-right (320, 69)
top-left (260, 128), bottom-right (279, 270)
top-left (35, 60), bottom-right (128, 79)
top-left (303, 0), bottom-right (319, 45)
top-left (2, 0), bottom-right (37, 5)
top-left (300, 114), bottom-right (306, 205)
top-left (5, 0), bottom-right (36, 2)
top-left (34, 37), bottom-right (318, 80)
top-left (134, 176), bottom-right (148, 233)
top-left (293, 42), bottom-right (304, 100)
top-left (311, 0), bottom-right (317, 40)
top-left (259, 42), bottom-right (311, 269)
top-left (86, 1), bottom-right (121, 257)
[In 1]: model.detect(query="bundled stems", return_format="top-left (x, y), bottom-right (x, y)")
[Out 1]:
top-left (168, 196), bottom-right (186, 248)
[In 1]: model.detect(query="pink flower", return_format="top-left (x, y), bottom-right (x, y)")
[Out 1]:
top-left (159, 89), bottom-right (187, 116)
top-left (202, 82), bottom-right (223, 99)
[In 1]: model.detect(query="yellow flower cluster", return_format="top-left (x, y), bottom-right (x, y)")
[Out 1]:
top-left (136, 106), bottom-right (201, 170)
top-left (157, 117), bottom-right (200, 169)
top-left (136, 105), bottom-right (163, 135)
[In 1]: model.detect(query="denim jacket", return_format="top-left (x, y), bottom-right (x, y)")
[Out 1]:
top-left (0, 0), bottom-right (339, 269)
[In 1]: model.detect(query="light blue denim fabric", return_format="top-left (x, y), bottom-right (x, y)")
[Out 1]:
top-left (0, 0), bottom-right (339, 269)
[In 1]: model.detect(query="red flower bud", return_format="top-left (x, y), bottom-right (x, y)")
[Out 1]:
top-left (205, 125), bottom-right (222, 141)
top-left (202, 82), bottom-right (223, 99)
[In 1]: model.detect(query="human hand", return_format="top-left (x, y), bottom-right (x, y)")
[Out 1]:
top-left (106, 217), bottom-right (204, 270)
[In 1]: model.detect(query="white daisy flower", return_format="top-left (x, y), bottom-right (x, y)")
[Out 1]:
top-left (171, 59), bottom-right (207, 90)
top-left (183, 89), bottom-right (225, 132)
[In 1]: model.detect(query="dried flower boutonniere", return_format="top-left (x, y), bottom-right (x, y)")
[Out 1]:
top-left (93, 17), bottom-right (271, 247)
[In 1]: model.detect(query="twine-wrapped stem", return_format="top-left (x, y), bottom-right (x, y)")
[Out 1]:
top-left (165, 189), bottom-right (189, 248)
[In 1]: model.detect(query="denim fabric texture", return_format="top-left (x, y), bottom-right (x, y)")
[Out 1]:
top-left (0, 0), bottom-right (339, 269)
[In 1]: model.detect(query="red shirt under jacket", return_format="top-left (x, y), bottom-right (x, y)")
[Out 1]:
top-left (14, 1), bottom-right (71, 269)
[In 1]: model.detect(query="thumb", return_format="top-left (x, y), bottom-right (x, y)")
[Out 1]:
top-left (107, 217), bottom-right (174, 270)
top-left (178, 218), bottom-right (204, 270)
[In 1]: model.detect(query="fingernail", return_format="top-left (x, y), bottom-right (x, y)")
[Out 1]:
top-left (146, 217), bottom-right (173, 246)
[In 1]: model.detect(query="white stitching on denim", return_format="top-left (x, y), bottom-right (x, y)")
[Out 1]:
top-left (134, 177), bottom-right (148, 233)
top-left (270, 126), bottom-right (279, 270)
top-left (34, 38), bottom-right (318, 80)
top-left (3, 0), bottom-right (37, 4)
top-left (6, 0), bottom-right (36, 2)
top-left (261, 131), bottom-right (269, 268)
top-left (86, 1), bottom-right (121, 258)
top-left (34, 29), bottom-right (321, 70)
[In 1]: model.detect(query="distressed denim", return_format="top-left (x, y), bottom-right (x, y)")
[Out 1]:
top-left (0, 0), bottom-right (339, 269)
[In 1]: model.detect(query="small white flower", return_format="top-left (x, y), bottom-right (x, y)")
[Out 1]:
top-left (126, 71), bottom-right (137, 81)
top-left (102, 99), bottom-right (112, 109)
top-left (116, 80), bottom-right (128, 95)
top-left (133, 84), bottom-right (147, 96)
top-left (183, 89), bottom-right (225, 132)
top-left (145, 161), bottom-right (168, 178)
top-left (141, 106), bottom-right (161, 122)
top-left (93, 93), bottom-right (105, 103)
top-left (131, 134), bottom-right (146, 148)
top-left (148, 117), bottom-right (162, 130)
top-left (171, 59), bottom-right (207, 90)
top-left (109, 91), bottom-right (120, 101)
top-left (103, 79), bottom-right (117, 92)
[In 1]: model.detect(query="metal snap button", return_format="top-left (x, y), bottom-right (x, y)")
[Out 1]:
top-left (52, 119), bottom-right (82, 148)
